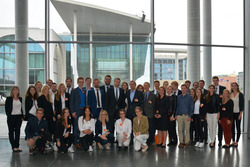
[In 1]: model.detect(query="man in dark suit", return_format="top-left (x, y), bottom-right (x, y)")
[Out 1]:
top-left (83, 77), bottom-right (94, 105)
top-left (70, 77), bottom-right (86, 145)
top-left (171, 81), bottom-right (182, 96)
top-left (65, 77), bottom-right (73, 95)
top-left (125, 80), bottom-right (144, 121)
top-left (199, 80), bottom-right (208, 97)
top-left (143, 82), bottom-right (156, 145)
top-left (152, 80), bottom-right (160, 96)
top-left (106, 78), bottom-right (126, 133)
top-left (88, 78), bottom-right (105, 119)
top-left (100, 75), bottom-right (114, 99)
top-left (212, 76), bottom-right (226, 147)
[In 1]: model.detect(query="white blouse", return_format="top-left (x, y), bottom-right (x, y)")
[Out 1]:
top-left (115, 118), bottom-right (132, 138)
top-left (29, 100), bottom-right (38, 116)
top-left (61, 94), bottom-right (66, 109)
top-left (78, 116), bottom-right (95, 137)
top-left (231, 93), bottom-right (240, 113)
top-left (11, 99), bottom-right (22, 115)
top-left (194, 100), bottom-right (200, 115)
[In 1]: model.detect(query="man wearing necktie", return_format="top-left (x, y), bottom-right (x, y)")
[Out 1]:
top-left (88, 78), bottom-right (105, 119)
top-left (152, 80), bottom-right (160, 96)
top-left (212, 76), bottom-right (226, 147)
top-left (106, 78), bottom-right (126, 133)
top-left (65, 77), bottom-right (73, 95)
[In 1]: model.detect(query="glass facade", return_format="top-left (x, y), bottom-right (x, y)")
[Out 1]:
top-left (0, 35), bottom-right (45, 96)
top-left (59, 34), bottom-right (150, 85)
top-left (154, 58), bottom-right (187, 81)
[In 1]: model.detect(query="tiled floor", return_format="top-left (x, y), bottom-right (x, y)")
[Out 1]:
top-left (0, 134), bottom-right (249, 167)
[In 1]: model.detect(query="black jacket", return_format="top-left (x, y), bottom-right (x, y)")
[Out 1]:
top-left (95, 120), bottom-right (111, 137)
top-left (155, 95), bottom-right (170, 118)
top-left (37, 95), bottom-right (54, 119)
top-left (54, 93), bottom-right (70, 116)
top-left (207, 94), bottom-right (220, 114)
top-left (125, 89), bottom-right (144, 119)
top-left (54, 118), bottom-right (72, 141)
top-left (219, 99), bottom-right (234, 120)
top-left (25, 117), bottom-right (49, 140)
top-left (106, 87), bottom-right (126, 119)
top-left (25, 96), bottom-right (37, 119)
top-left (5, 97), bottom-right (24, 118)
top-left (166, 94), bottom-right (177, 116)
top-left (195, 98), bottom-right (208, 119)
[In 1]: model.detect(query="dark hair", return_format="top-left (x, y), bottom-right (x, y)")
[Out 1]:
top-left (65, 77), bottom-right (72, 82)
top-left (25, 85), bottom-right (39, 99)
top-left (136, 84), bottom-right (144, 92)
top-left (199, 80), bottom-right (205, 84)
top-left (85, 77), bottom-right (91, 81)
top-left (82, 106), bottom-right (93, 123)
top-left (105, 75), bottom-right (111, 79)
top-left (61, 108), bottom-right (70, 128)
top-left (157, 86), bottom-right (166, 100)
top-left (119, 109), bottom-right (126, 116)
top-left (122, 82), bottom-right (129, 91)
top-left (231, 82), bottom-right (241, 93)
top-left (212, 76), bottom-right (219, 80)
top-left (193, 82), bottom-right (199, 86)
top-left (154, 80), bottom-right (160, 84)
top-left (206, 84), bottom-right (215, 103)
top-left (181, 84), bottom-right (187, 88)
top-left (185, 80), bottom-right (191, 84)
top-left (114, 78), bottom-right (121, 82)
top-left (77, 77), bottom-right (84, 82)
top-left (52, 82), bottom-right (57, 86)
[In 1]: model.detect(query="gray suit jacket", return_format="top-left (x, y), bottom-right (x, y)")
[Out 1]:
top-left (143, 91), bottom-right (156, 118)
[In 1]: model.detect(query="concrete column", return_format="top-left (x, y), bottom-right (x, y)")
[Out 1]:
top-left (73, 11), bottom-right (78, 87)
top-left (203, 0), bottom-right (212, 88)
top-left (90, 25), bottom-right (93, 79)
top-left (175, 53), bottom-right (179, 80)
top-left (187, 0), bottom-right (200, 83)
top-left (129, 23), bottom-right (133, 81)
top-left (15, 0), bottom-right (28, 102)
top-left (150, 0), bottom-right (155, 87)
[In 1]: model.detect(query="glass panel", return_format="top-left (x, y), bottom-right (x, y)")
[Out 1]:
top-left (4, 69), bottom-right (15, 84)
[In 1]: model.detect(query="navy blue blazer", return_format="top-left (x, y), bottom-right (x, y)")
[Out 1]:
top-left (70, 87), bottom-right (86, 115)
top-left (95, 120), bottom-right (111, 137)
top-left (25, 117), bottom-right (49, 140)
top-left (88, 89), bottom-right (105, 118)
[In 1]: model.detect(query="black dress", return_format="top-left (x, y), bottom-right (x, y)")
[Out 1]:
top-left (154, 95), bottom-right (170, 131)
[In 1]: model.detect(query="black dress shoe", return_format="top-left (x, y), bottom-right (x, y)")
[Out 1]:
top-left (117, 146), bottom-right (122, 151)
top-left (157, 143), bottom-right (162, 147)
top-left (218, 142), bottom-right (222, 147)
top-left (123, 147), bottom-right (128, 150)
top-left (167, 142), bottom-right (172, 146)
top-left (222, 145), bottom-right (230, 149)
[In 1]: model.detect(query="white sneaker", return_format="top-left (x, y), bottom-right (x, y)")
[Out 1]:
top-left (88, 145), bottom-right (93, 152)
top-left (142, 144), bottom-right (148, 152)
top-left (195, 142), bottom-right (200, 147)
top-left (68, 147), bottom-right (75, 153)
top-left (53, 143), bottom-right (58, 152)
top-left (198, 142), bottom-right (204, 148)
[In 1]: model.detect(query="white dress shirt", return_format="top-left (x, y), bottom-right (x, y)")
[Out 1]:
top-left (66, 87), bottom-right (73, 94)
top-left (51, 91), bottom-right (56, 111)
top-left (11, 99), bottom-right (22, 115)
top-left (215, 85), bottom-right (219, 95)
top-left (78, 116), bottom-right (95, 137)
top-left (94, 88), bottom-right (102, 108)
top-left (115, 118), bottom-right (132, 138)
top-left (114, 87), bottom-right (120, 100)
top-left (194, 100), bottom-right (200, 115)
top-left (231, 93), bottom-right (240, 113)
top-left (61, 93), bottom-right (66, 109)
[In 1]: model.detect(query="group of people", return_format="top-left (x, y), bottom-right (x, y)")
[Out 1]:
top-left (5, 75), bottom-right (244, 154)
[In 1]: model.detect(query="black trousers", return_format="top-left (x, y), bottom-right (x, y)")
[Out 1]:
top-left (193, 114), bottom-right (205, 142)
top-left (204, 120), bottom-right (208, 142)
top-left (190, 119), bottom-right (195, 141)
top-left (57, 134), bottom-right (75, 153)
top-left (232, 113), bottom-right (241, 142)
top-left (80, 133), bottom-right (94, 151)
top-left (7, 115), bottom-right (22, 149)
top-left (109, 116), bottom-right (115, 134)
top-left (218, 122), bottom-right (223, 143)
top-left (168, 117), bottom-right (177, 143)
top-left (147, 117), bottom-right (155, 144)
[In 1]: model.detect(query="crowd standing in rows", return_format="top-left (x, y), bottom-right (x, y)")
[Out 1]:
top-left (5, 75), bottom-right (244, 154)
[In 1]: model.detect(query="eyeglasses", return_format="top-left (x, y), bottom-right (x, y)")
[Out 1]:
top-left (101, 114), bottom-right (107, 116)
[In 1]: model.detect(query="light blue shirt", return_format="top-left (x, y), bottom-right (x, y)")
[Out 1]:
top-left (130, 90), bottom-right (136, 102)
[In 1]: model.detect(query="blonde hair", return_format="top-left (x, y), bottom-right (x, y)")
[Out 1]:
top-left (222, 89), bottom-right (231, 104)
top-left (98, 110), bottom-right (109, 122)
top-left (41, 84), bottom-right (53, 103)
top-left (10, 86), bottom-right (20, 98)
